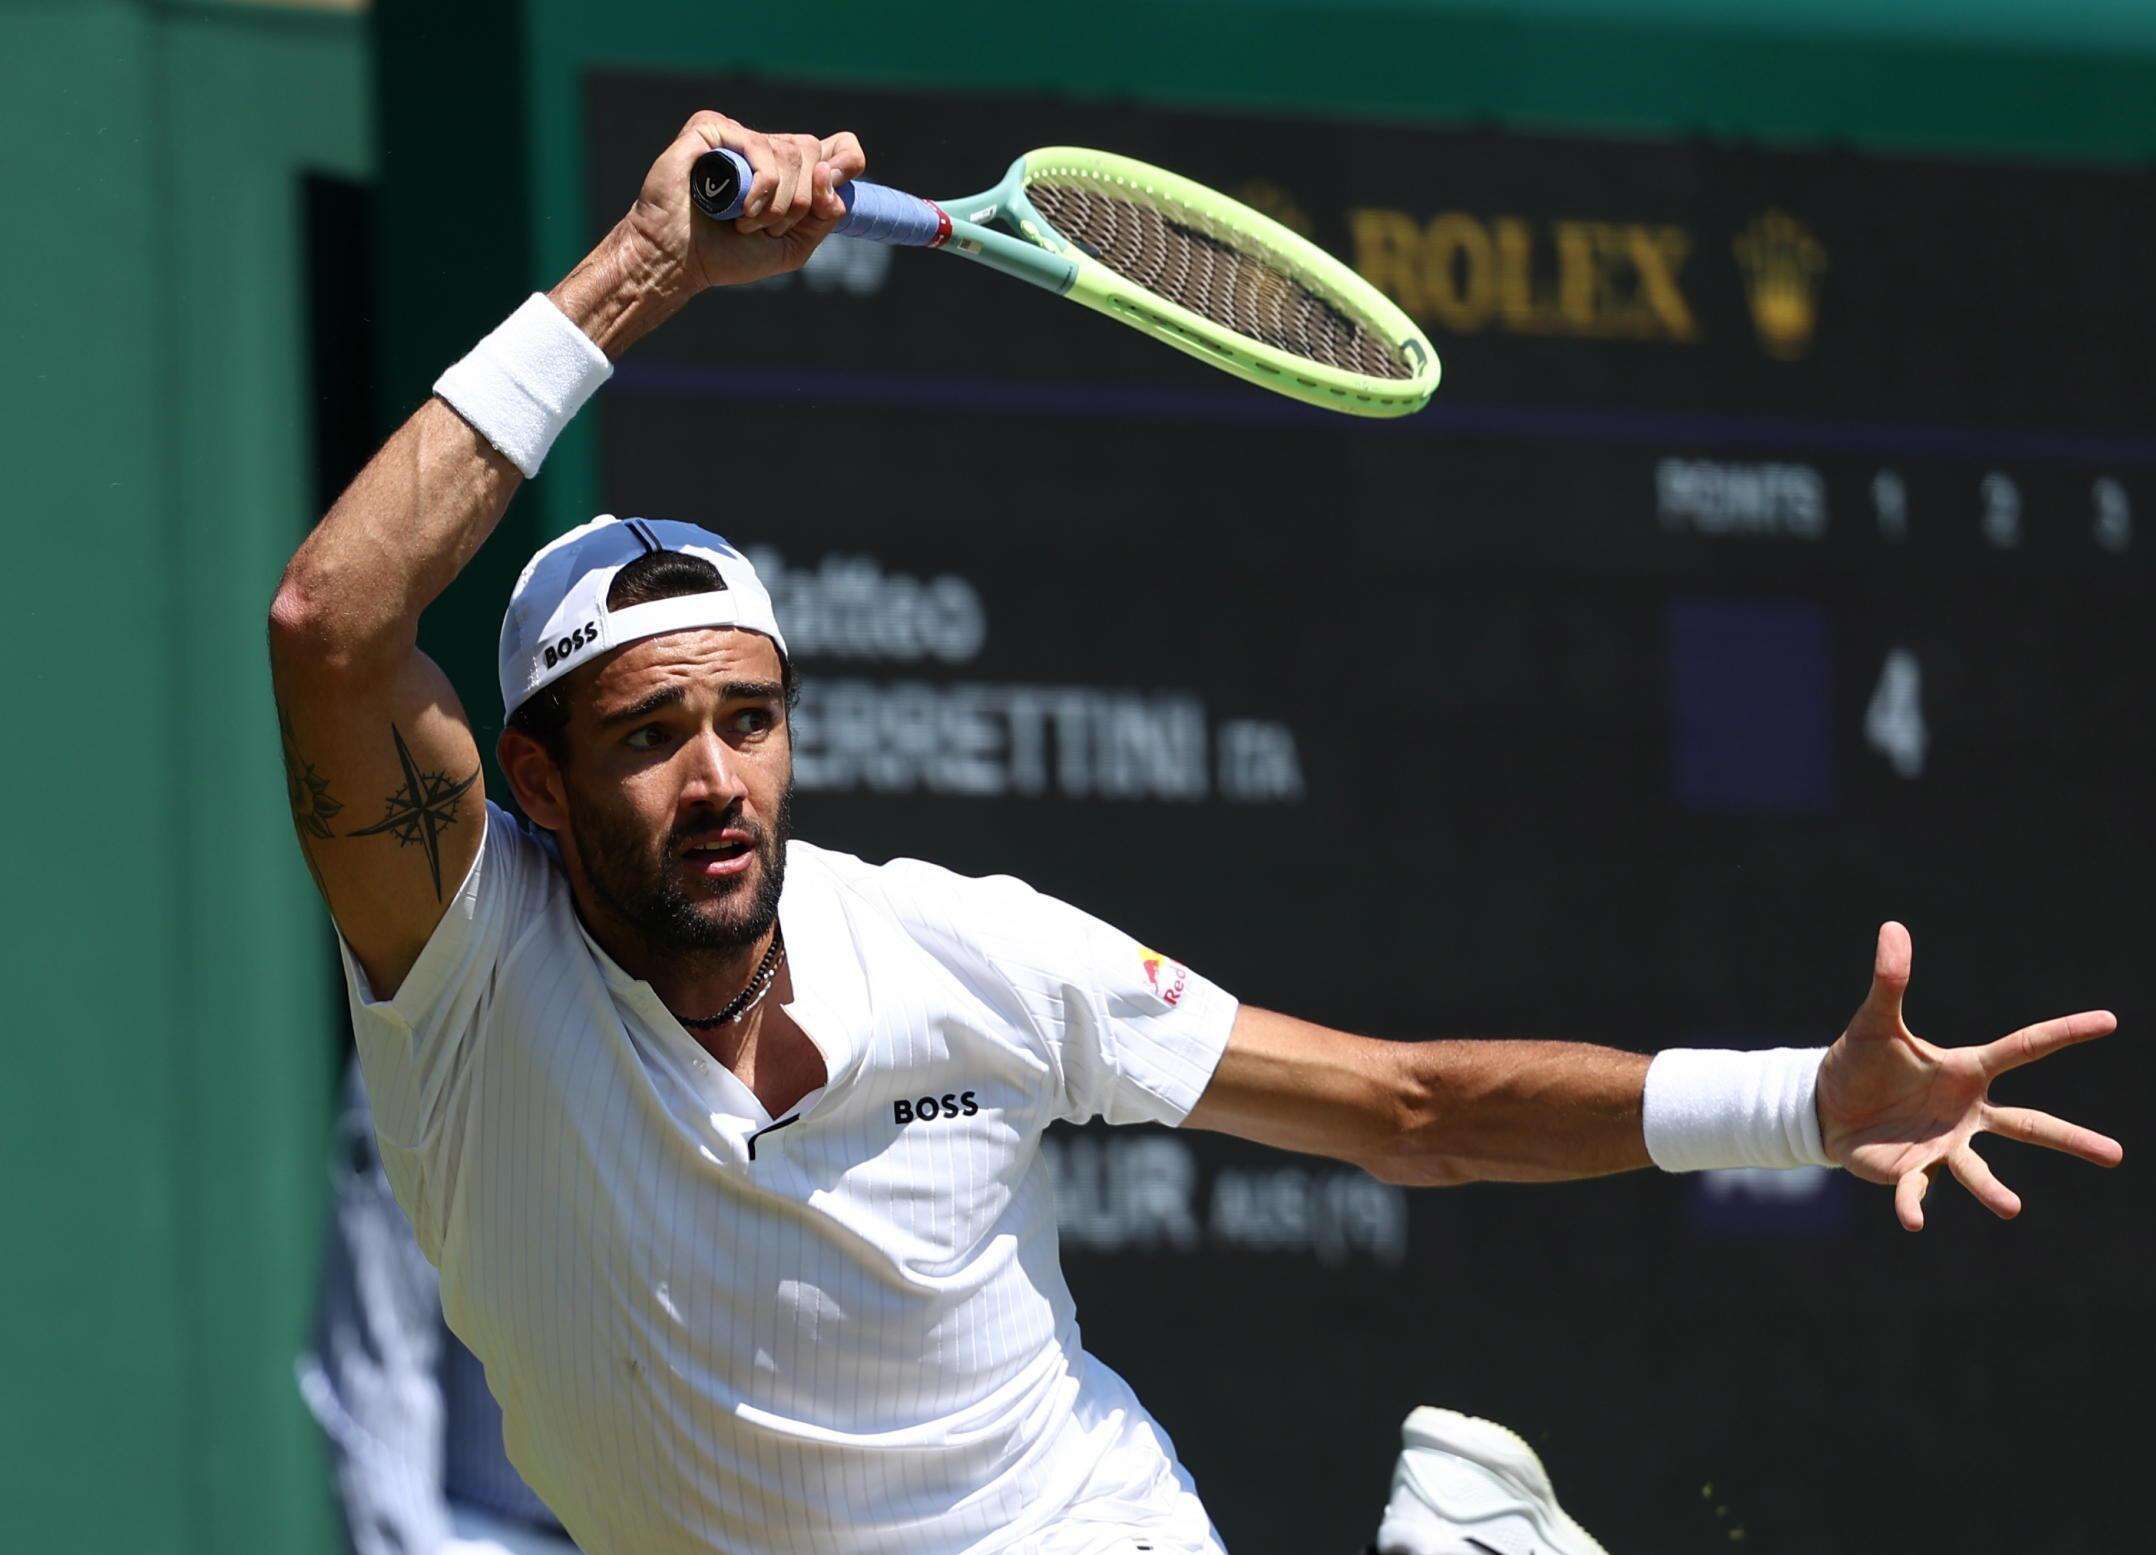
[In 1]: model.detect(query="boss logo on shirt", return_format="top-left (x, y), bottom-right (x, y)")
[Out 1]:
top-left (542, 622), bottom-right (598, 668)
top-left (894, 1091), bottom-right (980, 1125)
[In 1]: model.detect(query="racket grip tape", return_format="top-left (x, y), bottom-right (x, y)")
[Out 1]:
top-left (689, 148), bottom-right (949, 247)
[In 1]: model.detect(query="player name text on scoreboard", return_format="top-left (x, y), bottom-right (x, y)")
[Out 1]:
top-left (758, 547), bottom-right (1307, 804)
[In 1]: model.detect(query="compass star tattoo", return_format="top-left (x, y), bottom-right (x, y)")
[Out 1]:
top-left (350, 723), bottom-right (479, 900)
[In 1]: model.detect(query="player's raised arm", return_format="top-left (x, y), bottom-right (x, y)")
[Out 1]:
top-left (1185, 921), bottom-right (2120, 1224)
top-left (267, 111), bottom-right (863, 996)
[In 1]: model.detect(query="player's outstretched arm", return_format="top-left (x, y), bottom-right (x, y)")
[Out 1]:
top-left (268, 111), bottom-right (864, 997)
top-left (1184, 1012), bottom-right (1654, 1185)
top-left (1185, 921), bottom-right (2121, 1225)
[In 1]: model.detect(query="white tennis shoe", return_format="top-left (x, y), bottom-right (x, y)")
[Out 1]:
top-left (1371, 1407), bottom-right (1610, 1555)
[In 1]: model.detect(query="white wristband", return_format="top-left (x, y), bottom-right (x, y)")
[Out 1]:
top-left (433, 293), bottom-right (612, 478)
top-left (1642, 1047), bottom-right (1834, 1172)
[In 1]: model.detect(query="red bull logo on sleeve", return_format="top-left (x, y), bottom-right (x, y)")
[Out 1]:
top-left (1138, 946), bottom-right (1189, 1008)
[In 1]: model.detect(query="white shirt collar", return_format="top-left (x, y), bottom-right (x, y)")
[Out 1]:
top-left (565, 839), bottom-right (871, 1101)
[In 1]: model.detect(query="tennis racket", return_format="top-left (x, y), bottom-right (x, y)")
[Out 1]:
top-left (690, 145), bottom-right (1439, 418)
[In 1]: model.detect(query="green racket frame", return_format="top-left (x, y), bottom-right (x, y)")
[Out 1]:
top-left (932, 148), bottom-right (1440, 418)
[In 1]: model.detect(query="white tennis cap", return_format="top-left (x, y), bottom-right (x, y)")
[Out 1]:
top-left (499, 514), bottom-right (788, 718)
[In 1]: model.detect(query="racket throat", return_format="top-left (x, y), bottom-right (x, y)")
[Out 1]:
top-left (943, 221), bottom-right (1080, 295)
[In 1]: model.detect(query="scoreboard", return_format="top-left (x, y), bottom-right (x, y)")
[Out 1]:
top-left (587, 73), bottom-right (2149, 1555)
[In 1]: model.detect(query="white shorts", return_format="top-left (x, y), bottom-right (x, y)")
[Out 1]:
top-left (1018, 1365), bottom-right (1227, 1555)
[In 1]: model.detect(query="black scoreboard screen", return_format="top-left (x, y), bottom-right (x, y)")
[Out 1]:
top-left (587, 72), bottom-right (2149, 1554)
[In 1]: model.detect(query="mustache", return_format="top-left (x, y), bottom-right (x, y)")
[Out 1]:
top-left (664, 805), bottom-right (772, 854)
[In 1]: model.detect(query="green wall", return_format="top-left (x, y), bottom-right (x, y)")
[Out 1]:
top-left (0, 3), bottom-right (367, 1552)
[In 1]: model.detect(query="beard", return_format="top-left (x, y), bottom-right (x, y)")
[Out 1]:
top-left (567, 780), bottom-right (793, 955)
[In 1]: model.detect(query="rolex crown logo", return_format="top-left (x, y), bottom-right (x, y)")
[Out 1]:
top-left (1733, 210), bottom-right (1827, 360)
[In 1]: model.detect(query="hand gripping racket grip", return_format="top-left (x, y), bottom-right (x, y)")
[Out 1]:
top-left (689, 147), bottom-right (949, 247)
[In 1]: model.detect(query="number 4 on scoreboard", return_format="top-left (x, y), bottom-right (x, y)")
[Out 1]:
top-left (1865, 647), bottom-right (1928, 780)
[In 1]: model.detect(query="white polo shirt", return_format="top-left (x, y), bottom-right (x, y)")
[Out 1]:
top-left (341, 802), bottom-right (1239, 1555)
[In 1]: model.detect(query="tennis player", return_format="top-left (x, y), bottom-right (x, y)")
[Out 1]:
top-left (269, 111), bottom-right (2123, 1555)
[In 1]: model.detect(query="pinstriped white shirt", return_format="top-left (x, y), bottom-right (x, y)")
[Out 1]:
top-left (341, 803), bottom-right (1237, 1555)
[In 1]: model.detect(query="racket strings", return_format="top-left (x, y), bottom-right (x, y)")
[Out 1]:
top-left (1024, 177), bottom-right (1414, 381)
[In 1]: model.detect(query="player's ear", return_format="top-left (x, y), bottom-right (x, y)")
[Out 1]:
top-left (498, 726), bottom-right (569, 831)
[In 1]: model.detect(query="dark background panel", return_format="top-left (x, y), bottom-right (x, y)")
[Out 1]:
top-left (589, 71), bottom-right (2149, 1555)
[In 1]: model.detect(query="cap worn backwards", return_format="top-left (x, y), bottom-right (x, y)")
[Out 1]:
top-left (497, 515), bottom-right (788, 718)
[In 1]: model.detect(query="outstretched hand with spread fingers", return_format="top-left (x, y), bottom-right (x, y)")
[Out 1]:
top-left (1816, 922), bottom-right (2122, 1230)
